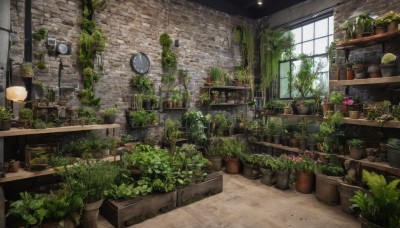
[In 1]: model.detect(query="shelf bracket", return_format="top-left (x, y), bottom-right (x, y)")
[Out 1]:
top-left (345, 49), bottom-right (350, 63)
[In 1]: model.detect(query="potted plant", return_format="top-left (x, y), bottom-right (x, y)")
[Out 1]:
top-left (340, 20), bottom-right (356, 40)
top-left (58, 161), bottom-right (120, 228)
top-left (129, 110), bottom-right (148, 127)
top-left (351, 170), bottom-right (400, 228)
top-left (346, 63), bottom-right (355, 80)
top-left (283, 103), bottom-right (292, 115)
top-left (241, 153), bottom-right (261, 179)
top-left (380, 53), bottom-right (397, 77)
top-left (271, 120), bottom-right (283, 144)
top-left (264, 100), bottom-right (275, 115)
top-left (210, 91), bottom-right (219, 104)
top-left (347, 139), bottom-right (365, 160)
top-left (210, 67), bottom-right (222, 85)
top-left (329, 91), bottom-right (344, 113)
top-left (205, 140), bottom-right (223, 171)
top-left (18, 108), bottom-right (33, 128)
top-left (259, 155), bottom-right (277, 186)
top-left (387, 138), bottom-right (400, 168)
top-left (315, 157), bottom-right (345, 204)
top-left (338, 171), bottom-right (366, 214)
top-left (381, 11), bottom-right (400, 33)
top-left (355, 14), bottom-right (374, 38)
top-left (374, 17), bottom-right (388, 34)
top-left (101, 106), bottom-right (117, 124)
top-left (9, 160), bottom-right (20, 173)
top-left (352, 60), bottom-right (367, 79)
top-left (220, 138), bottom-right (245, 174)
top-left (274, 155), bottom-right (294, 190)
top-left (368, 64), bottom-right (382, 78)
top-left (21, 62), bottom-right (34, 78)
top-left (0, 107), bottom-right (13, 131)
top-left (307, 133), bottom-right (319, 152)
top-left (294, 155), bottom-right (316, 194)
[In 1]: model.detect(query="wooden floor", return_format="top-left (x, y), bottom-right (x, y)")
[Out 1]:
top-left (98, 174), bottom-right (359, 228)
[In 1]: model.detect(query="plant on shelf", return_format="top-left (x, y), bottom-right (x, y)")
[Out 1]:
top-left (351, 170), bottom-right (400, 228)
top-left (318, 111), bottom-right (344, 154)
top-left (259, 28), bottom-right (293, 88)
top-left (347, 139), bottom-right (365, 160)
top-left (129, 110), bottom-right (156, 127)
top-left (380, 53), bottom-right (397, 77)
top-left (210, 90), bottom-right (219, 104)
top-left (380, 11), bottom-right (400, 32)
top-left (184, 110), bottom-right (208, 146)
top-left (200, 92), bottom-right (210, 104)
top-left (31, 119), bottom-right (47, 129)
top-left (77, 106), bottom-right (97, 124)
top-left (210, 67), bottom-right (222, 84)
top-left (340, 20), bottom-right (356, 40)
top-left (211, 111), bottom-right (228, 137)
top-left (293, 54), bottom-right (320, 102)
top-left (101, 105), bottom-right (118, 124)
top-left (234, 66), bottom-right (247, 86)
top-left (48, 156), bottom-right (76, 168)
top-left (329, 91), bottom-right (344, 113)
top-left (19, 107), bottom-right (33, 122)
top-left (374, 17), bottom-right (388, 34)
top-left (355, 14), bottom-right (374, 37)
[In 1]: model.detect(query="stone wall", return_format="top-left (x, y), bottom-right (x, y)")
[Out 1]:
top-left (9, 0), bottom-right (254, 134)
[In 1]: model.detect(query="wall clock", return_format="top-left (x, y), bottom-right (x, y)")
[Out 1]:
top-left (130, 52), bottom-right (150, 74)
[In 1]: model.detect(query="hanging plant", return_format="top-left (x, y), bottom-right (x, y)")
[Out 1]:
top-left (78, 0), bottom-right (107, 107)
top-left (259, 28), bottom-right (294, 89)
top-left (160, 33), bottom-right (177, 73)
top-left (32, 28), bottom-right (48, 42)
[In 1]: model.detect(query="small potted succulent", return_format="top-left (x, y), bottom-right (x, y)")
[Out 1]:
top-left (0, 107), bottom-right (13, 131)
top-left (380, 53), bottom-right (397, 77)
top-left (347, 139), bottom-right (365, 160)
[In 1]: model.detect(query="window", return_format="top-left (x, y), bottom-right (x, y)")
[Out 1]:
top-left (279, 15), bottom-right (334, 99)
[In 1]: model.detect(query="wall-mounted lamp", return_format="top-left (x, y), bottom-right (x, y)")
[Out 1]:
top-left (257, 0), bottom-right (263, 6)
top-left (6, 86), bottom-right (28, 120)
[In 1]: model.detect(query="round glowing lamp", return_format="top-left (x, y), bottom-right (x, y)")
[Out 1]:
top-left (6, 86), bottom-right (28, 102)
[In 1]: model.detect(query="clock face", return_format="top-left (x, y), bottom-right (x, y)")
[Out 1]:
top-left (130, 52), bottom-right (150, 74)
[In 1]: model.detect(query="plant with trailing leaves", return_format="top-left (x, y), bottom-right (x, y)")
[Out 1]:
top-left (351, 170), bottom-right (400, 227)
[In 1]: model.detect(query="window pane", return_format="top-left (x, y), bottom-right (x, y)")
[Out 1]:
top-left (329, 35), bottom-right (333, 45)
top-left (315, 18), bottom-right (328, 38)
top-left (329, 16), bottom-right (334, 35)
top-left (314, 56), bottom-right (329, 72)
top-left (302, 41), bottom-right (314, 55)
top-left (280, 78), bottom-right (291, 99)
top-left (302, 23), bottom-right (314, 41)
top-left (292, 60), bottom-right (301, 76)
top-left (317, 72), bottom-right (329, 93)
top-left (280, 62), bottom-right (291, 78)
top-left (293, 43), bottom-right (302, 56)
top-left (314, 37), bottom-right (328, 55)
top-left (291, 27), bottom-right (302, 44)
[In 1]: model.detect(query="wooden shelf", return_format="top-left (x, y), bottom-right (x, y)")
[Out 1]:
top-left (337, 30), bottom-right (400, 50)
top-left (128, 125), bottom-right (160, 129)
top-left (269, 114), bottom-right (324, 121)
top-left (210, 103), bottom-right (246, 106)
top-left (330, 76), bottom-right (400, 86)
top-left (0, 156), bottom-right (120, 183)
top-left (342, 118), bottom-right (400, 128)
top-left (162, 108), bottom-right (187, 111)
top-left (203, 86), bottom-right (250, 90)
top-left (250, 141), bottom-right (400, 177)
top-left (0, 124), bottom-right (120, 138)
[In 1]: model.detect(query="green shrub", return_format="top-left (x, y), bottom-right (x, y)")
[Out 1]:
top-left (347, 139), bottom-right (365, 148)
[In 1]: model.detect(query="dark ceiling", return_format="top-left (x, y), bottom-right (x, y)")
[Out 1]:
top-left (187, 0), bottom-right (306, 19)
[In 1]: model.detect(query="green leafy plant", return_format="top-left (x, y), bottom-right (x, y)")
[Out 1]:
top-left (48, 156), bottom-right (76, 168)
top-left (374, 17), bottom-right (388, 27)
top-left (318, 157), bottom-right (344, 176)
top-left (101, 106), bottom-right (117, 116)
top-left (355, 14), bottom-right (374, 33)
top-left (381, 11), bottom-right (400, 23)
top-left (351, 170), bottom-right (400, 227)
top-left (219, 138), bottom-right (245, 158)
top-left (294, 156), bottom-right (316, 173)
top-left (160, 33), bottom-right (177, 72)
top-left (0, 107), bottom-right (13, 120)
top-left (131, 74), bottom-right (152, 93)
top-left (32, 119), bottom-right (47, 129)
top-left (19, 108), bottom-right (33, 121)
top-left (381, 53), bottom-right (397, 64)
top-left (164, 118), bottom-right (181, 141)
top-left (210, 67), bottom-right (222, 82)
top-left (184, 110), bottom-right (208, 145)
top-left (104, 181), bottom-right (152, 200)
top-left (232, 26), bottom-right (255, 78)
top-left (32, 28), bottom-right (48, 42)
top-left (292, 54), bottom-right (320, 101)
top-left (347, 139), bottom-right (365, 149)
top-left (329, 91), bottom-right (344, 105)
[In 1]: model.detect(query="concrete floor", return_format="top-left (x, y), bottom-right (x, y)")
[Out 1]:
top-left (98, 174), bottom-right (359, 228)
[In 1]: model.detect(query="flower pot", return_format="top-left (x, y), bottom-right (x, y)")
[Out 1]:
top-left (353, 64), bottom-right (367, 79)
top-left (387, 148), bottom-right (400, 168)
top-left (387, 21), bottom-right (399, 33)
top-left (359, 215), bottom-right (384, 228)
top-left (322, 103), bottom-right (332, 116)
top-left (283, 108), bottom-right (292, 115)
top-left (315, 173), bottom-right (342, 204)
top-left (297, 106), bottom-right (309, 115)
top-left (273, 134), bottom-right (281, 144)
top-left (289, 138), bottom-right (300, 148)
top-left (338, 179), bottom-right (366, 214)
top-left (349, 111), bottom-right (359, 119)
top-left (275, 170), bottom-right (290, 190)
top-left (260, 168), bottom-right (275, 186)
top-left (281, 136), bottom-right (289, 146)
top-left (375, 26), bottom-right (387, 35)
top-left (209, 157), bottom-right (222, 171)
top-left (0, 120), bottom-right (11, 131)
top-left (368, 64), bottom-right (382, 78)
top-left (295, 170), bottom-right (315, 194)
top-left (266, 135), bottom-right (273, 143)
top-left (242, 162), bottom-right (260, 179)
top-left (224, 157), bottom-right (240, 174)
top-left (9, 161), bottom-right (20, 173)
top-left (83, 199), bottom-right (104, 228)
top-left (349, 146), bottom-right (364, 160)
top-left (380, 63), bottom-right (397, 77)
top-left (346, 69), bottom-right (355, 80)
top-left (104, 114), bottom-right (116, 124)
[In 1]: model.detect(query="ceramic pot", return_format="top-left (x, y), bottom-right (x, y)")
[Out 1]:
top-left (346, 69), bottom-right (355, 80)
top-left (260, 168), bottom-right (275, 186)
top-left (338, 179), bottom-right (367, 214)
top-left (349, 111), bottom-right (359, 119)
top-left (315, 173), bottom-right (342, 204)
top-left (0, 120), bottom-right (11, 131)
top-left (209, 157), bottom-right (222, 171)
top-left (387, 148), bottom-right (400, 168)
top-left (295, 170), bottom-right (315, 194)
top-left (284, 108), bottom-right (292, 115)
top-left (9, 161), bottom-right (20, 173)
top-left (83, 199), bottom-right (104, 228)
top-left (224, 157), bottom-right (240, 174)
top-left (380, 63), bottom-right (397, 77)
top-left (297, 106), bottom-right (310, 115)
top-left (275, 170), bottom-right (290, 190)
top-left (353, 64), bottom-right (367, 79)
top-left (387, 21), bottom-right (399, 33)
top-left (375, 26), bottom-right (387, 35)
top-left (349, 146), bottom-right (365, 160)
top-left (104, 115), bottom-right (116, 124)
top-left (368, 64), bottom-right (381, 78)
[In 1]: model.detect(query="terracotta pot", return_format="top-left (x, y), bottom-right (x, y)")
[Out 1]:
top-left (315, 173), bottom-right (342, 204)
top-left (295, 171), bottom-right (315, 194)
top-left (9, 161), bottom-right (20, 173)
top-left (387, 148), bottom-right (400, 168)
top-left (349, 146), bottom-right (365, 160)
top-left (322, 103), bottom-right (332, 116)
top-left (368, 64), bottom-right (382, 78)
top-left (349, 111), bottom-right (359, 119)
top-left (289, 138), bottom-right (300, 148)
top-left (346, 69), bottom-right (355, 80)
top-left (275, 170), bottom-right (290, 190)
top-left (209, 157), bottom-right (222, 171)
top-left (83, 199), bottom-right (104, 228)
top-left (375, 26), bottom-right (387, 35)
top-left (283, 108), bottom-right (292, 115)
top-left (0, 120), bottom-right (11, 131)
top-left (338, 179), bottom-right (366, 214)
top-left (387, 21), bottom-right (399, 33)
top-left (260, 168), bottom-right (275, 186)
top-left (380, 63), bottom-right (397, 77)
top-left (353, 64), bottom-right (367, 79)
top-left (224, 157), bottom-right (240, 174)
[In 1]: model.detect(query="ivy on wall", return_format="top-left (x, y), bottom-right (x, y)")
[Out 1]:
top-left (78, 0), bottom-right (107, 107)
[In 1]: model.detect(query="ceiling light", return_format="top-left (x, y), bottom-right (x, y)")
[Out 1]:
top-left (257, 0), bottom-right (263, 5)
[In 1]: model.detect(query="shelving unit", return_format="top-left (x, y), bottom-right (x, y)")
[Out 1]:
top-left (267, 114), bottom-right (324, 121)
top-left (330, 76), bottom-right (400, 87)
top-left (342, 118), bottom-right (400, 128)
top-left (336, 30), bottom-right (400, 50)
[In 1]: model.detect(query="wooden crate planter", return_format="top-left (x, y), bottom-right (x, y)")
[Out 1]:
top-left (176, 171), bottom-right (223, 207)
top-left (100, 190), bottom-right (177, 228)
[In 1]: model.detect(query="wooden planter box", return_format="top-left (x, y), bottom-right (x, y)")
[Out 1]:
top-left (176, 171), bottom-right (223, 207)
top-left (100, 190), bottom-right (177, 228)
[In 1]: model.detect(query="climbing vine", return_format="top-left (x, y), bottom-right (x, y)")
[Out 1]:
top-left (78, 0), bottom-right (107, 107)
